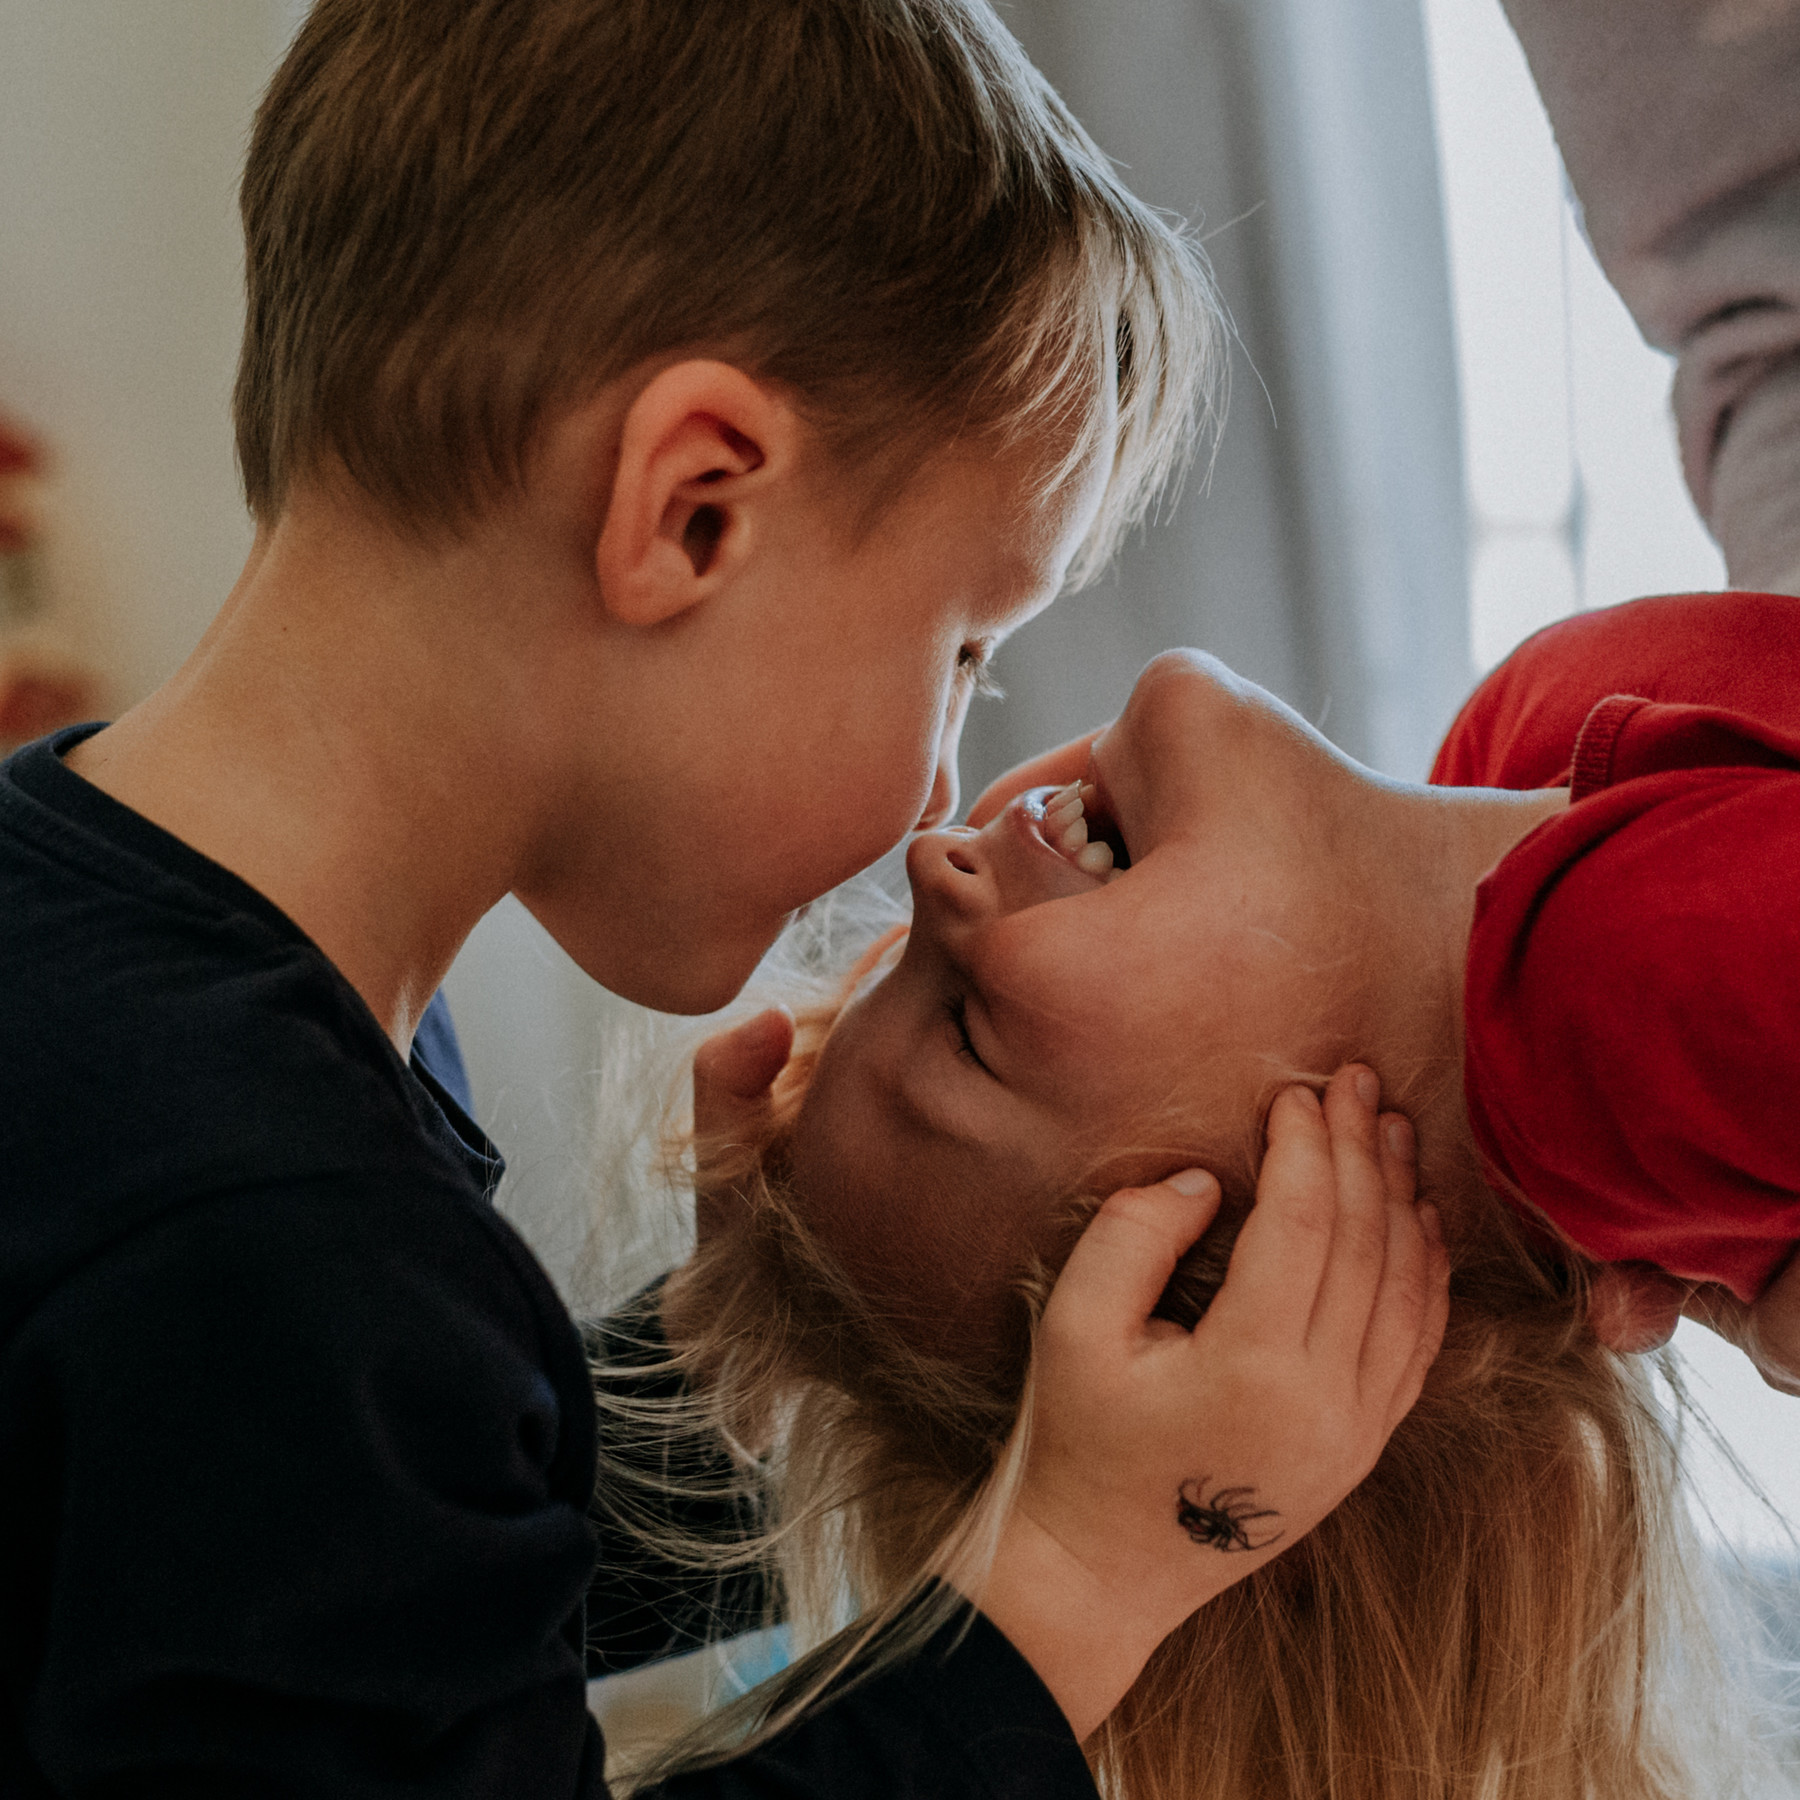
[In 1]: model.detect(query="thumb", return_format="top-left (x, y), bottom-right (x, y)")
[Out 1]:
top-left (1588, 1262), bottom-right (1685, 1354)
top-left (1044, 1170), bottom-right (1222, 1351)
top-left (694, 1008), bottom-right (795, 1132)
top-left (692, 1008), bottom-right (794, 1248)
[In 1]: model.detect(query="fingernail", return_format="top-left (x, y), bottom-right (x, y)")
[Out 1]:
top-left (1166, 1167), bottom-right (1215, 1197)
top-left (1354, 1067), bottom-right (1380, 1108)
top-left (1383, 1115), bottom-right (1414, 1159)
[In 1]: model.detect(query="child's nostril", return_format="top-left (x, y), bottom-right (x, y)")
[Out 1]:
top-left (947, 847), bottom-right (979, 875)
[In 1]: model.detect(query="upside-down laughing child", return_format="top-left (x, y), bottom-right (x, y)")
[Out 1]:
top-left (633, 583), bottom-right (1800, 1800)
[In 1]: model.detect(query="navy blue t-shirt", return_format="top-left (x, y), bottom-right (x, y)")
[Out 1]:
top-left (0, 728), bottom-right (1094, 1800)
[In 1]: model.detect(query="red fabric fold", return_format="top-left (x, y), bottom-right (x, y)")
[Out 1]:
top-left (1437, 593), bottom-right (1800, 1298)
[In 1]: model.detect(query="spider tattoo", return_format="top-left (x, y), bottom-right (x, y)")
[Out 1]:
top-left (1175, 1479), bottom-right (1284, 1553)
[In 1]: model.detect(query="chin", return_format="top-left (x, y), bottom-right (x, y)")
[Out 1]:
top-left (518, 874), bottom-right (792, 1012)
top-left (574, 920), bottom-right (783, 1015)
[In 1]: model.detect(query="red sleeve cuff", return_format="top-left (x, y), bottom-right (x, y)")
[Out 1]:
top-left (1567, 695), bottom-right (1650, 802)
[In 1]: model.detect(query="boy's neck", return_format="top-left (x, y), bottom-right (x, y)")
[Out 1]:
top-left (65, 494), bottom-right (570, 1053)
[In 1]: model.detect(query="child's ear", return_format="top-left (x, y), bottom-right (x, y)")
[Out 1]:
top-left (594, 361), bottom-right (801, 627)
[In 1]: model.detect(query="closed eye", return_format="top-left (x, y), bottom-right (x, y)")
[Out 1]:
top-left (945, 992), bottom-right (991, 1073)
top-left (957, 641), bottom-right (1005, 701)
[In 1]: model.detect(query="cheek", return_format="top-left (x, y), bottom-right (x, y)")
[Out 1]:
top-left (823, 659), bottom-right (951, 818)
top-left (746, 692), bottom-right (946, 908)
top-left (987, 908), bottom-right (1212, 1117)
top-left (790, 1072), bottom-right (1057, 1360)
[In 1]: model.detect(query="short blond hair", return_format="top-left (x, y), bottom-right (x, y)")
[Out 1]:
top-left (236, 0), bottom-right (1222, 577)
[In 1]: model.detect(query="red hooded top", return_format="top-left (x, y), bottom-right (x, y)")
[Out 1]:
top-left (1433, 590), bottom-right (1800, 1300)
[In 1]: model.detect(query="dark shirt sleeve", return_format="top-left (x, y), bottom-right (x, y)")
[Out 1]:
top-left (643, 1610), bottom-right (1097, 1800)
top-left (583, 1289), bottom-right (1096, 1797)
top-left (4, 1174), bottom-right (606, 1799)
top-left (584, 1284), bottom-right (774, 1676)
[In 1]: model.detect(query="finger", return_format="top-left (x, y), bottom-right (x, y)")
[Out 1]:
top-left (1379, 1109), bottom-right (1417, 1212)
top-left (1306, 1068), bottom-right (1395, 1358)
top-left (1381, 1206), bottom-right (1451, 1436)
top-left (1676, 1279), bottom-right (1752, 1349)
top-left (1043, 1171), bottom-right (1222, 1351)
top-left (1746, 1245), bottom-right (1800, 1392)
top-left (966, 730), bottom-right (1105, 828)
top-left (1207, 1085), bottom-right (1335, 1344)
top-left (693, 1008), bottom-right (795, 1130)
top-left (1589, 1262), bottom-right (1685, 1353)
top-left (1355, 1150), bottom-right (1433, 1408)
top-left (1682, 1270), bottom-right (1800, 1395)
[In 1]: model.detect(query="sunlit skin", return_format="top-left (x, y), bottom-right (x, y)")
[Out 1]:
top-left (65, 360), bottom-right (1112, 1037)
top-left (789, 649), bottom-right (1571, 1355)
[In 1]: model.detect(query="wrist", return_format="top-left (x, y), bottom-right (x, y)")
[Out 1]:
top-left (966, 1503), bottom-right (1213, 1742)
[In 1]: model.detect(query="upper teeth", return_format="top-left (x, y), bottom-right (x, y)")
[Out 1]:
top-left (1044, 781), bottom-right (1118, 880)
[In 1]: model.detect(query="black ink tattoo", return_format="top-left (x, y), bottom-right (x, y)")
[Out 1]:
top-left (1175, 1479), bottom-right (1284, 1553)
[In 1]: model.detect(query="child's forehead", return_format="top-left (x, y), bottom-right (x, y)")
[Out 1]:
top-left (794, 1002), bottom-right (1056, 1249)
top-left (928, 428), bottom-right (1118, 590)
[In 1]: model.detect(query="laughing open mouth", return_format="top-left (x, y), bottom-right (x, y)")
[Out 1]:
top-left (1027, 778), bottom-right (1132, 880)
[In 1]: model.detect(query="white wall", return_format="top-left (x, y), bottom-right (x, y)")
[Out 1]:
top-left (1421, 0), bottom-right (1726, 672)
top-left (0, 1), bottom-right (293, 711)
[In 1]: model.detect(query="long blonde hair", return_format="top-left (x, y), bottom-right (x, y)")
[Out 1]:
top-left (595, 987), bottom-right (1771, 1799)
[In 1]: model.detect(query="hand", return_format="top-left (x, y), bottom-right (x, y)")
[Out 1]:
top-left (976, 1065), bottom-right (1449, 1741)
top-left (965, 729), bottom-right (1104, 828)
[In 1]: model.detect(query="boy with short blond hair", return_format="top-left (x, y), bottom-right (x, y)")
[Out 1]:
top-left (0, 3), bottom-right (1444, 1794)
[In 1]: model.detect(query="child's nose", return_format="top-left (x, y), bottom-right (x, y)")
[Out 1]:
top-left (905, 827), bottom-right (991, 922)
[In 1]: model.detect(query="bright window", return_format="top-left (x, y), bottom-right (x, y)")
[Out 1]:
top-left (1424, 0), bottom-right (1794, 1565)
top-left (1422, 0), bottom-right (1726, 676)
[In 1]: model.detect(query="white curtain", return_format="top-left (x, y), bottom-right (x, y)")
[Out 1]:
top-left (965, 0), bottom-right (1470, 789)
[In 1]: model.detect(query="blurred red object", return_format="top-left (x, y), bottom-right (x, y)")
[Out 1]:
top-left (0, 415), bottom-right (43, 557)
top-left (0, 650), bottom-right (96, 746)
top-left (0, 414), bottom-right (98, 743)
